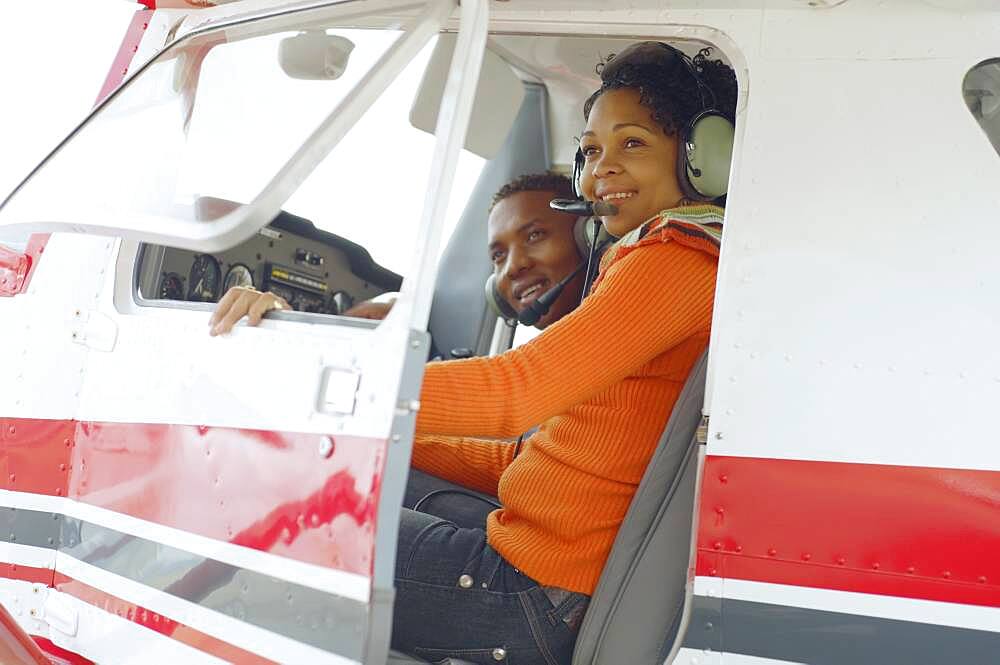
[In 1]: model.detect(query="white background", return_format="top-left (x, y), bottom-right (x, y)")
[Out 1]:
top-left (0, 1), bottom-right (135, 245)
top-left (0, 1), bottom-right (484, 273)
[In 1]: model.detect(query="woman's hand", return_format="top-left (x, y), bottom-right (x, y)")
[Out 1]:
top-left (209, 287), bottom-right (290, 336)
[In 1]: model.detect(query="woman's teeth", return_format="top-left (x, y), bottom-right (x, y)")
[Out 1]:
top-left (601, 192), bottom-right (635, 201)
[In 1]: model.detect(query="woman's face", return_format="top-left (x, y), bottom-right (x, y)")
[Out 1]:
top-left (579, 88), bottom-right (685, 238)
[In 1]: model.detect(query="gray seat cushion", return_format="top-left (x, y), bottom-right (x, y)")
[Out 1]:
top-left (572, 351), bottom-right (708, 665)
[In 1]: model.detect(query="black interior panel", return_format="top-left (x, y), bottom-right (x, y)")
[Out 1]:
top-left (137, 210), bottom-right (402, 315)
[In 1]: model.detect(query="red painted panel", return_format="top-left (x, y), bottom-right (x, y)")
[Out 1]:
top-left (5, 419), bottom-right (73, 497)
top-left (31, 637), bottom-right (94, 665)
top-left (698, 456), bottom-right (1000, 607)
top-left (3, 418), bottom-right (384, 577)
top-left (0, 235), bottom-right (50, 297)
top-left (0, 245), bottom-right (31, 297)
top-left (3, 564), bottom-right (52, 587)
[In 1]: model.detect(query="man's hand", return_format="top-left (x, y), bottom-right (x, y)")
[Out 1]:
top-left (209, 287), bottom-right (290, 336)
top-left (343, 298), bottom-right (395, 320)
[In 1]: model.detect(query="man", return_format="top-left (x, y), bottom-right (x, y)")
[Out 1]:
top-left (402, 173), bottom-right (593, 524)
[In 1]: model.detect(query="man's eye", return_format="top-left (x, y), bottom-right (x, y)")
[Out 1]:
top-left (527, 230), bottom-right (545, 242)
top-left (491, 250), bottom-right (505, 264)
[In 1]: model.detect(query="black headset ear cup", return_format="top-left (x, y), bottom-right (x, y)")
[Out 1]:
top-left (484, 273), bottom-right (519, 324)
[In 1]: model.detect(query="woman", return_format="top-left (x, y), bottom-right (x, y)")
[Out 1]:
top-left (394, 42), bottom-right (737, 665)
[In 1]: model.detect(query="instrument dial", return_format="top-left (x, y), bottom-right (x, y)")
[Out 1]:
top-left (223, 264), bottom-right (254, 292)
top-left (157, 272), bottom-right (185, 300)
top-left (187, 255), bottom-right (222, 302)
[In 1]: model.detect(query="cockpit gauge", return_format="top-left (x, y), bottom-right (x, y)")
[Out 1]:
top-left (157, 272), bottom-right (185, 300)
top-left (187, 255), bottom-right (222, 302)
top-left (223, 264), bottom-right (254, 292)
top-left (330, 291), bottom-right (354, 315)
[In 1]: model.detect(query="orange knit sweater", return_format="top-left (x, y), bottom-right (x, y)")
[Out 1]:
top-left (413, 208), bottom-right (720, 595)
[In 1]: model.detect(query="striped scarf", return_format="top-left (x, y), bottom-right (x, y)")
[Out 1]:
top-left (593, 205), bottom-right (724, 290)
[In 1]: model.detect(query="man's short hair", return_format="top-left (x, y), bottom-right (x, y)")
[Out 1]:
top-left (489, 173), bottom-right (574, 214)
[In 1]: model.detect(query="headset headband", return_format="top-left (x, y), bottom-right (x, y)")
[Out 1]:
top-left (599, 42), bottom-right (716, 111)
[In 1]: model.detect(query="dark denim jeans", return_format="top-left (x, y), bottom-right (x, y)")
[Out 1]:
top-left (392, 473), bottom-right (588, 665)
top-left (402, 469), bottom-right (500, 529)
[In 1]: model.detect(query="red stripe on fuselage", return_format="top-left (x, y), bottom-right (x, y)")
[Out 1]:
top-left (1, 418), bottom-right (384, 577)
top-left (6, 564), bottom-right (274, 664)
top-left (31, 637), bottom-right (93, 665)
top-left (698, 456), bottom-right (1000, 607)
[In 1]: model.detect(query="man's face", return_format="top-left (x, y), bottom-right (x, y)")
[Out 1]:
top-left (488, 190), bottom-right (584, 329)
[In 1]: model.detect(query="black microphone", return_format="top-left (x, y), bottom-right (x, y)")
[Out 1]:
top-left (549, 198), bottom-right (619, 217)
top-left (517, 261), bottom-right (587, 327)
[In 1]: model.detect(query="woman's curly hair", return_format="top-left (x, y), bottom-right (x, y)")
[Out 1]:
top-left (583, 45), bottom-right (737, 137)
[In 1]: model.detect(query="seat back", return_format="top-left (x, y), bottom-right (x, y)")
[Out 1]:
top-left (426, 83), bottom-right (550, 358)
top-left (572, 351), bottom-right (708, 665)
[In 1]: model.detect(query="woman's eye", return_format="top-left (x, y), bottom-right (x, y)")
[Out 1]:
top-left (624, 137), bottom-right (645, 148)
top-left (580, 145), bottom-right (599, 158)
top-left (490, 250), bottom-right (505, 264)
top-left (527, 230), bottom-right (545, 242)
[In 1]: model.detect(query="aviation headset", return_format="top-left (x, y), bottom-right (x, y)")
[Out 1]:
top-left (484, 215), bottom-right (607, 325)
top-left (573, 41), bottom-right (735, 203)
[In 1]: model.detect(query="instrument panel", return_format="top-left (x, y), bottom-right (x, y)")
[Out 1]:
top-left (137, 210), bottom-right (402, 316)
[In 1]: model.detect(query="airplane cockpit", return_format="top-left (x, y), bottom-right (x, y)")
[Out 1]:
top-left (0, 2), bottom-right (746, 659)
top-left (114, 22), bottom-right (733, 663)
top-left (121, 21), bottom-right (736, 359)
top-left (18, 10), bottom-right (731, 662)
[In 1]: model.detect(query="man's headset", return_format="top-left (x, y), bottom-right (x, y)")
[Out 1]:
top-left (572, 41), bottom-right (735, 203)
top-left (484, 216), bottom-right (610, 326)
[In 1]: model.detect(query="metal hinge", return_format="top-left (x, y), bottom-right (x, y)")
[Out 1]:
top-left (43, 590), bottom-right (79, 636)
top-left (696, 415), bottom-right (710, 445)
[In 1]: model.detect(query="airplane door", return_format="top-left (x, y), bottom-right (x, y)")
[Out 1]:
top-left (0, 0), bottom-right (488, 662)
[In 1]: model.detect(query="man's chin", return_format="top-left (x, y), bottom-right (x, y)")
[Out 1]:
top-left (531, 305), bottom-right (562, 330)
top-left (512, 301), bottom-right (547, 329)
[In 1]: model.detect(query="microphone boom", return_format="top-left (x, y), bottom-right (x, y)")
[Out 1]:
top-left (517, 262), bottom-right (587, 326)
top-left (549, 198), bottom-right (619, 217)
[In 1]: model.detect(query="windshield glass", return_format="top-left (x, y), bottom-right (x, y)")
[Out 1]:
top-left (134, 33), bottom-right (486, 314)
top-left (0, 1), bottom-right (434, 241)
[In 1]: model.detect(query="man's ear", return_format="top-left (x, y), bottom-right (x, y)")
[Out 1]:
top-left (484, 273), bottom-right (518, 324)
